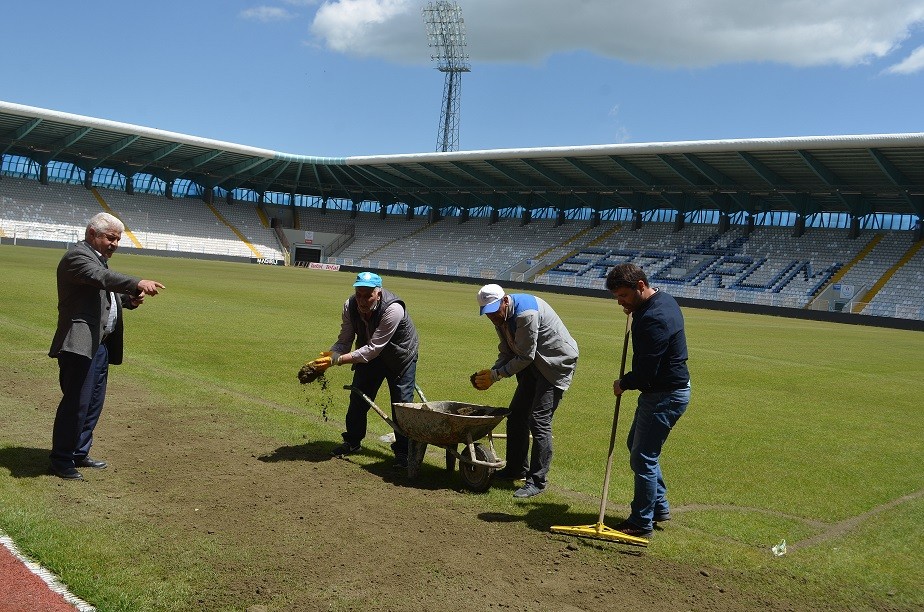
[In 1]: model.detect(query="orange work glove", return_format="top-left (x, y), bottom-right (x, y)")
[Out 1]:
top-left (472, 369), bottom-right (495, 391)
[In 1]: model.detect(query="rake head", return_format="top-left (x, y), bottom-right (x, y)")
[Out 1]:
top-left (550, 522), bottom-right (649, 547)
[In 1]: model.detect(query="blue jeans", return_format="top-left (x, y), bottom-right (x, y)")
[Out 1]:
top-left (344, 357), bottom-right (417, 457)
top-left (626, 384), bottom-right (690, 530)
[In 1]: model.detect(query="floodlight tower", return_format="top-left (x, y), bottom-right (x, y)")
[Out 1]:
top-left (423, 0), bottom-right (470, 152)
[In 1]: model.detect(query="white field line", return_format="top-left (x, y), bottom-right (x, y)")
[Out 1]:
top-left (0, 531), bottom-right (96, 612)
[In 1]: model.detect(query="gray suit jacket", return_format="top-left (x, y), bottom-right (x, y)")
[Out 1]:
top-left (49, 241), bottom-right (141, 365)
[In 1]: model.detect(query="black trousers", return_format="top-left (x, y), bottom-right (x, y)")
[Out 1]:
top-left (343, 357), bottom-right (417, 457)
top-left (51, 345), bottom-right (109, 469)
top-left (505, 365), bottom-right (563, 490)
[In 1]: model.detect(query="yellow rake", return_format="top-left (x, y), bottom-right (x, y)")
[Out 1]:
top-left (551, 313), bottom-right (648, 547)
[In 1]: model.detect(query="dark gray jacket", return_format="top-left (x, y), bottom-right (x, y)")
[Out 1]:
top-left (49, 241), bottom-right (140, 365)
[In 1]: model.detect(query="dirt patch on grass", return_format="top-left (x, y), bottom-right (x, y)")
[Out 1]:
top-left (1, 361), bottom-right (823, 612)
top-left (99, 393), bottom-right (813, 611)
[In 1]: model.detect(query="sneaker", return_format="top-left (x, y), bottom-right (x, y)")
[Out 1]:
top-left (614, 520), bottom-right (653, 539)
top-left (654, 512), bottom-right (671, 523)
top-left (330, 441), bottom-right (361, 457)
top-left (513, 484), bottom-right (543, 498)
top-left (391, 455), bottom-right (409, 470)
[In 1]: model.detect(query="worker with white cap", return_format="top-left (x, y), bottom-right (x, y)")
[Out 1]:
top-left (473, 284), bottom-right (579, 498)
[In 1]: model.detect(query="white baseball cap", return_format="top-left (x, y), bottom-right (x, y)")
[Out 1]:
top-left (477, 284), bottom-right (505, 315)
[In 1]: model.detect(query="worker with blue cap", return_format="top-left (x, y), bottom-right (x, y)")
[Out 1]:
top-left (308, 271), bottom-right (420, 469)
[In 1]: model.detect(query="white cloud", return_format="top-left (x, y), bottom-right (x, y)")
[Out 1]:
top-left (241, 6), bottom-right (296, 22)
top-left (311, 0), bottom-right (423, 58)
top-left (884, 45), bottom-right (924, 73)
top-left (307, 0), bottom-right (924, 68)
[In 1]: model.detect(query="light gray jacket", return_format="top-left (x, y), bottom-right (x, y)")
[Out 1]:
top-left (491, 294), bottom-right (579, 390)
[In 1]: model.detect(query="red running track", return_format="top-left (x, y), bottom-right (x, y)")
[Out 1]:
top-left (0, 541), bottom-right (84, 612)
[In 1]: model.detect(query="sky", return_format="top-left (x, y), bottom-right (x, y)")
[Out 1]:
top-left (2, 0), bottom-right (924, 157)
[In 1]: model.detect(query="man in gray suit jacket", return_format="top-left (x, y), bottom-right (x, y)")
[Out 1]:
top-left (49, 212), bottom-right (165, 480)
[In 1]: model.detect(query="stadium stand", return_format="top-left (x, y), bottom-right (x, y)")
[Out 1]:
top-left (534, 223), bottom-right (923, 316)
top-left (325, 210), bottom-right (430, 262)
top-left (859, 235), bottom-right (924, 319)
top-left (347, 217), bottom-right (578, 273)
top-left (2, 102), bottom-right (921, 323)
top-left (2, 176), bottom-right (922, 321)
top-left (0, 178), bottom-right (89, 243)
top-left (0, 178), bottom-right (284, 261)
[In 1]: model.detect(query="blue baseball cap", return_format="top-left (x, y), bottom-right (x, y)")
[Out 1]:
top-left (353, 271), bottom-right (382, 288)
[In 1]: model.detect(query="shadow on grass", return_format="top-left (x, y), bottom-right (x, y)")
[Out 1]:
top-left (258, 440), bottom-right (454, 490)
top-left (362, 459), bottom-right (463, 492)
top-left (0, 446), bottom-right (51, 478)
top-left (258, 441), bottom-right (338, 463)
top-left (479, 505), bottom-right (646, 556)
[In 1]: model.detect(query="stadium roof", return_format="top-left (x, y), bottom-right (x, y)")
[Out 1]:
top-left (1, 100), bottom-right (922, 219)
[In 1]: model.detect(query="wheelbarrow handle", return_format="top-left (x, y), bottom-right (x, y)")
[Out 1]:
top-left (342, 385), bottom-right (397, 431)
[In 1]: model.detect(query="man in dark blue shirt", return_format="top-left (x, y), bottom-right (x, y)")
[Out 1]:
top-left (606, 263), bottom-right (690, 540)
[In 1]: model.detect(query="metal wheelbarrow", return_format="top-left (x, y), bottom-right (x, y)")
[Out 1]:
top-left (344, 385), bottom-right (509, 492)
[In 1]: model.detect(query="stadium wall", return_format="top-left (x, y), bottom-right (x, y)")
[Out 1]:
top-left (0, 237), bottom-right (256, 264)
top-left (332, 264), bottom-right (924, 333)
top-left (2, 240), bottom-right (919, 331)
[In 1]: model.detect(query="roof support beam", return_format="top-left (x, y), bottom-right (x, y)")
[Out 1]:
top-left (796, 150), bottom-right (842, 185)
top-left (0, 117), bottom-right (43, 156)
top-left (132, 142), bottom-right (184, 175)
top-left (483, 159), bottom-right (557, 208)
top-left (386, 163), bottom-right (493, 209)
top-left (796, 149), bottom-right (860, 215)
top-left (350, 164), bottom-right (451, 210)
top-left (658, 154), bottom-right (727, 212)
top-left (737, 151), bottom-right (803, 212)
top-left (608, 156), bottom-right (675, 209)
top-left (562, 157), bottom-right (636, 209)
top-left (41, 126), bottom-right (92, 163)
top-left (440, 161), bottom-right (530, 210)
top-left (519, 158), bottom-right (596, 208)
top-left (868, 148), bottom-right (921, 216)
top-left (682, 153), bottom-right (751, 212)
top-left (89, 134), bottom-right (141, 168)
top-left (215, 158), bottom-right (279, 191)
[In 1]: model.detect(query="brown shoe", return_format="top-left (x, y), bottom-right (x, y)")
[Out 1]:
top-left (614, 520), bottom-right (652, 539)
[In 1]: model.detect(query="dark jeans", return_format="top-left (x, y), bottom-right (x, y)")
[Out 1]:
top-left (505, 365), bottom-right (563, 490)
top-left (51, 344), bottom-right (110, 469)
top-left (626, 384), bottom-right (691, 530)
top-left (343, 357), bottom-right (417, 457)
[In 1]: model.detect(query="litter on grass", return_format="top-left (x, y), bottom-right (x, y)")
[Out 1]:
top-left (771, 539), bottom-right (787, 557)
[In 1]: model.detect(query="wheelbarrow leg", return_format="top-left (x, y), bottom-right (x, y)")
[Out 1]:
top-left (445, 446), bottom-right (457, 472)
top-left (406, 439), bottom-right (428, 479)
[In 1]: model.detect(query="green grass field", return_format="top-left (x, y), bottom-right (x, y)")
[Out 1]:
top-left (1, 244), bottom-right (922, 610)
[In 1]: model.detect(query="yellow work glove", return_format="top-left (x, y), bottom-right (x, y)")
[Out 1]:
top-left (309, 356), bottom-right (332, 372)
top-left (472, 369), bottom-right (495, 391)
top-left (320, 351), bottom-right (342, 366)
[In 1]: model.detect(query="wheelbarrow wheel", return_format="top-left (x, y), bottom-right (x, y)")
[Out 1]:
top-left (459, 443), bottom-right (496, 493)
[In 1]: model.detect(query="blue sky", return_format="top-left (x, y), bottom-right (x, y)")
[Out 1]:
top-left (2, 1), bottom-right (923, 157)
